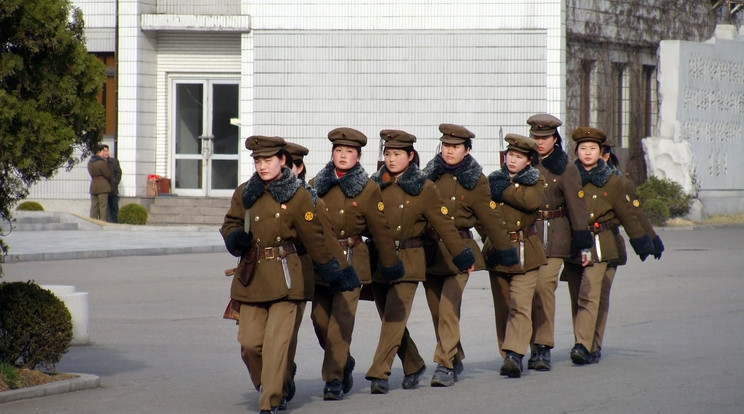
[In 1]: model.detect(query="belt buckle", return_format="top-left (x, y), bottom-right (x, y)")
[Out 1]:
top-left (264, 247), bottom-right (275, 260)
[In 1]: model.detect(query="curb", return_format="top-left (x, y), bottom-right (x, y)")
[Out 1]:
top-left (0, 373), bottom-right (100, 403)
top-left (6, 245), bottom-right (226, 263)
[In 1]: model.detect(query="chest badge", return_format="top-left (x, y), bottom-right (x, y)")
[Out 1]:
top-left (441, 206), bottom-right (449, 215)
top-left (281, 204), bottom-right (287, 210)
top-left (578, 190), bottom-right (585, 199)
top-left (304, 211), bottom-right (314, 221)
top-left (377, 202), bottom-right (385, 211)
top-left (489, 200), bottom-right (497, 209)
top-left (633, 199), bottom-right (640, 207)
top-left (352, 201), bottom-right (358, 207)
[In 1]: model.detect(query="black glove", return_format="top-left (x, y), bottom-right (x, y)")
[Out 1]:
top-left (381, 260), bottom-right (405, 282)
top-left (639, 253), bottom-right (649, 262)
top-left (486, 246), bottom-right (519, 267)
top-left (332, 266), bottom-right (361, 291)
top-left (652, 235), bottom-right (664, 260)
top-left (235, 231), bottom-right (253, 249)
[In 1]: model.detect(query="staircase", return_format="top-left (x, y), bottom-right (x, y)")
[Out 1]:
top-left (12, 212), bottom-right (80, 231)
top-left (147, 196), bottom-right (231, 226)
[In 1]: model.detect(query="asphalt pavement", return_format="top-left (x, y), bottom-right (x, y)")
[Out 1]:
top-left (1, 225), bottom-right (743, 414)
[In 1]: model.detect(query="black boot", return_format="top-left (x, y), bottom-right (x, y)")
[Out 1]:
top-left (370, 378), bottom-right (389, 394)
top-left (323, 379), bottom-right (343, 400)
top-left (533, 344), bottom-right (551, 371)
top-left (342, 355), bottom-right (355, 394)
top-left (501, 351), bottom-right (523, 378)
top-left (570, 343), bottom-right (597, 365)
top-left (430, 365), bottom-right (455, 387)
top-left (402, 365), bottom-right (426, 389)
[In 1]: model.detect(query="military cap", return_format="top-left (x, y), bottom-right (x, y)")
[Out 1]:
top-left (285, 142), bottom-right (309, 161)
top-left (504, 133), bottom-right (537, 154)
top-left (380, 129), bottom-right (417, 149)
top-left (438, 123), bottom-right (475, 144)
top-left (245, 135), bottom-right (287, 158)
top-left (328, 127), bottom-right (367, 148)
top-left (571, 127), bottom-right (607, 146)
top-left (527, 113), bottom-right (563, 137)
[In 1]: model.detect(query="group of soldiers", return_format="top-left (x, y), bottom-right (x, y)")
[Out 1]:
top-left (220, 114), bottom-right (664, 414)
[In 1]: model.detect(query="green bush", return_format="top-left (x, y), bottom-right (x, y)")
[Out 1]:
top-left (637, 176), bottom-right (692, 223)
top-left (0, 362), bottom-right (20, 389)
top-left (0, 281), bottom-right (73, 370)
top-left (16, 201), bottom-right (44, 211)
top-left (118, 203), bottom-right (148, 225)
top-left (643, 199), bottom-right (670, 226)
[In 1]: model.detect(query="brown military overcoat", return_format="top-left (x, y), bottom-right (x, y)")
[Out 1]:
top-left (88, 155), bottom-right (112, 195)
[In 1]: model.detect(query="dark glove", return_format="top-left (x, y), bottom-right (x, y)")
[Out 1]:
top-left (235, 231), bottom-right (253, 249)
top-left (652, 235), bottom-right (664, 260)
top-left (639, 253), bottom-right (649, 262)
top-left (317, 257), bottom-right (343, 285)
top-left (486, 246), bottom-right (519, 267)
top-left (332, 266), bottom-right (361, 291)
top-left (381, 260), bottom-right (405, 282)
top-left (451, 247), bottom-right (475, 272)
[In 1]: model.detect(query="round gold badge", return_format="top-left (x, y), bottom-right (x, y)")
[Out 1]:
top-left (304, 211), bottom-right (314, 221)
top-left (578, 190), bottom-right (584, 199)
top-left (633, 199), bottom-right (640, 207)
top-left (377, 202), bottom-right (385, 212)
top-left (441, 206), bottom-right (449, 215)
top-left (489, 200), bottom-right (497, 209)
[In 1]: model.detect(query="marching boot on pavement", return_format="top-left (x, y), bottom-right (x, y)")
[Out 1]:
top-left (422, 124), bottom-right (517, 387)
top-left (525, 114), bottom-right (593, 371)
top-left (310, 127), bottom-right (405, 400)
top-left (220, 136), bottom-right (359, 413)
top-left (563, 127), bottom-right (654, 365)
top-left (484, 134), bottom-right (546, 379)
top-left (365, 130), bottom-right (475, 394)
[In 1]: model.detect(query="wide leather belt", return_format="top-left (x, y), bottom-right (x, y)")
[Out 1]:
top-left (507, 225), bottom-right (538, 242)
top-left (535, 207), bottom-right (564, 220)
top-left (337, 235), bottom-right (364, 249)
top-left (260, 242), bottom-right (297, 260)
top-left (593, 222), bottom-right (620, 234)
top-left (395, 237), bottom-right (423, 249)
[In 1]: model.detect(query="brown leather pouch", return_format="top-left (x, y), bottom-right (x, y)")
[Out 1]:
top-left (234, 242), bottom-right (259, 286)
top-left (222, 299), bottom-right (241, 322)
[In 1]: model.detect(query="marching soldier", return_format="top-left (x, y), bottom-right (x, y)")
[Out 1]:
top-left (563, 127), bottom-right (654, 365)
top-left (309, 127), bottom-right (405, 400)
top-left (365, 129), bottom-right (475, 394)
top-left (525, 114), bottom-right (593, 371)
top-left (484, 134), bottom-right (547, 378)
top-left (422, 124), bottom-right (517, 386)
top-left (220, 136), bottom-right (358, 414)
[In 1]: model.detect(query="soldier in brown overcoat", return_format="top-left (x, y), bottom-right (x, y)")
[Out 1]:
top-left (562, 127), bottom-right (654, 365)
top-left (220, 136), bottom-right (358, 414)
top-left (484, 133), bottom-right (547, 378)
top-left (365, 129), bottom-right (475, 394)
top-left (422, 123), bottom-right (517, 387)
top-left (87, 144), bottom-right (112, 220)
top-left (525, 114), bottom-right (593, 371)
top-left (309, 127), bottom-right (405, 400)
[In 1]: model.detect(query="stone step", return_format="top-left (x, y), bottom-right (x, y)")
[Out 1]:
top-left (146, 196), bottom-right (229, 226)
top-left (149, 205), bottom-right (227, 216)
top-left (147, 213), bottom-right (224, 226)
top-left (13, 222), bottom-right (80, 231)
top-left (10, 211), bottom-right (81, 231)
top-left (151, 196), bottom-right (231, 208)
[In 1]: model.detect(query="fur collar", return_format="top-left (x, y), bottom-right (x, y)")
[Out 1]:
top-left (241, 168), bottom-right (302, 209)
top-left (371, 163), bottom-right (427, 196)
top-left (538, 146), bottom-right (568, 175)
top-left (423, 154), bottom-right (482, 190)
top-left (575, 159), bottom-right (613, 187)
top-left (314, 160), bottom-right (369, 198)
top-left (488, 164), bottom-right (541, 202)
top-left (301, 180), bottom-right (319, 205)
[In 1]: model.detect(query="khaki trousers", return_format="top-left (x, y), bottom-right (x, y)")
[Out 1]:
top-left (238, 301), bottom-right (298, 411)
top-left (423, 272), bottom-right (469, 369)
top-left (311, 284), bottom-right (360, 382)
top-left (89, 193), bottom-right (108, 220)
top-left (489, 269), bottom-right (538, 357)
top-left (285, 301), bottom-right (306, 395)
top-left (565, 261), bottom-right (609, 351)
top-left (566, 263), bottom-right (617, 352)
top-left (366, 281), bottom-right (425, 380)
top-left (530, 257), bottom-right (564, 350)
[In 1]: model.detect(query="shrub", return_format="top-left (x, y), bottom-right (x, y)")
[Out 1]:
top-left (0, 281), bottom-right (73, 370)
top-left (118, 203), bottom-right (148, 225)
top-left (643, 199), bottom-right (670, 227)
top-left (16, 201), bottom-right (44, 211)
top-left (637, 176), bottom-right (692, 223)
top-left (0, 362), bottom-right (20, 389)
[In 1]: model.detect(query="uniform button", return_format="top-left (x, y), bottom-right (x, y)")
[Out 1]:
top-left (514, 183), bottom-right (520, 188)
top-left (589, 213), bottom-right (595, 218)
top-left (592, 195), bottom-right (597, 199)
top-left (453, 176), bottom-right (458, 181)
top-left (274, 212), bottom-right (280, 218)
top-left (516, 220), bottom-right (521, 226)
top-left (339, 209), bottom-right (344, 214)
top-left (451, 217), bottom-right (455, 220)
top-left (545, 204), bottom-right (550, 209)
top-left (396, 225), bottom-right (401, 231)
top-left (276, 236), bottom-right (281, 242)
top-left (340, 230), bottom-right (346, 236)
top-left (451, 196), bottom-right (456, 201)
top-left (254, 216), bottom-right (259, 221)
top-left (399, 204), bottom-right (404, 209)
top-left (545, 182), bottom-right (549, 187)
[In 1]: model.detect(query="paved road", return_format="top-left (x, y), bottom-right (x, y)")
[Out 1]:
top-left (1, 226), bottom-right (743, 414)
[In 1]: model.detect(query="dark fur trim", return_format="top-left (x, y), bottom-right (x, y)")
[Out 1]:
top-left (302, 180), bottom-right (318, 205)
top-left (316, 257), bottom-right (343, 284)
top-left (629, 234), bottom-right (654, 257)
top-left (487, 164), bottom-right (540, 202)
top-left (423, 154), bottom-right (482, 190)
top-left (575, 159), bottom-right (613, 187)
top-left (371, 163), bottom-right (427, 196)
top-left (242, 169), bottom-right (302, 209)
top-left (486, 246), bottom-right (519, 267)
top-left (539, 146), bottom-right (569, 175)
top-left (314, 161), bottom-right (369, 198)
top-left (332, 266), bottom-right (361, 291)
top-left (240, 173), bottom-right (265, 209)
top-left (571, 230), bottom-right (594, 251)
top-left (381, 259), bottom-right (405, 282)
top-left (451, 247), bottom-right (475, 272)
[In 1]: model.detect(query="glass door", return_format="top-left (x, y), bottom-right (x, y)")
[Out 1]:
top-left (172, 79), bottom-right (239, 196)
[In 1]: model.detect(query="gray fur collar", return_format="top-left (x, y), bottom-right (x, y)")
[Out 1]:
top-left (371, 163), bottom-right (427, 196)
top-left (423, 154), bottom-right (482, 190)
top-left (241, 168), bottom-right (302, 208)
top-left (314, 160), bottom-right (369, 198)
top-left (301, 180), bottom-right (319, 205)
top-left (538, 146), bottom-right (568, 175)
top-left (575, 159), bottom-right (613, 187)
top-left (488, 164), bottom-right (540, 202)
